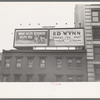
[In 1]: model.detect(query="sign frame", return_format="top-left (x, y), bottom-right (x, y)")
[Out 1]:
top-left (13, 29), bottom-right (49, 48)
top-left (49, 28), bottom-right (84, 47)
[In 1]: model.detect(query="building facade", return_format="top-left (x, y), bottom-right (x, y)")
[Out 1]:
top-left (1, 49), bottom-right (87, 82)
top-left (75, 4), bottom-right (100, 81)
top-left (0, 28), bottom-right (87, 82)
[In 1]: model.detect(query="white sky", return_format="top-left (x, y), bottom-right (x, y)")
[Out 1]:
top-left (0, 2), bottom-right (75, 52)
top-left (0, 2), bottom-right (99, 52)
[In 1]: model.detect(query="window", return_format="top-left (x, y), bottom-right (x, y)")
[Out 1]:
top-left (95, 74), bottom-right (100, 82)
top-left (94, 46), bottom-right (100, 61)
top-left (39, 75), bottom-right (45, 82)
top-left (16, 57), bottom-right (22, 68)
top-left (94, 54), bottom-right (100, 61)
top-left (67, 58), bottom-right (73, 67)
top-left (76, 58), bottom-right (82, 67)
top-left (28, 57), bottom-right (33, 68)
top-left (26, 75), bottom-right (33, 82)
top-left (92, 10), bottom-right (100, 22)
top-left (5, 57), bottom-right (11, 68)
top-left (40, 58), bottom-right (46, 68)
top-left (14, 74), bottom-right (21, 82)
top-left (56, 75), bottom-right (63, 82)
top-left (94, 65), bottom-right (100, 81)
top-left (2, 75), bottom-right (9, 82)
top-left (67, 75), bottom-right (74, 82)
top-left (92, 27), bottom-right (100, 40)
top-left (76, 75), bottom-right (83, 81)
top-left (56, 58), bottom-right (62, 68)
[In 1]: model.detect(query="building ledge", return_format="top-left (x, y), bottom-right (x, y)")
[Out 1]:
top-left (93, 41), bottom-right (100, 45)
top-left (92, 23), bottom-right (100, 26)
top-left (3, 49), bottom-right (86, 53)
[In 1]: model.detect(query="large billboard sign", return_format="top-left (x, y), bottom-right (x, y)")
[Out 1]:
top-left (14, 30), bottom-right (48, 47)
top-left (49, 29), bottom-right (84, 46)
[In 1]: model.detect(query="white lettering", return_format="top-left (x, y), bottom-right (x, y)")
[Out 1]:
top-left (19, 36), bottom-right (27, 39)
top-left (18, 32), bottom-right (25, 35)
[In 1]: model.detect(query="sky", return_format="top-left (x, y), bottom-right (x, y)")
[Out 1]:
top-left (0, 2), bottom-right (99, 52)
top-left (0, 2), bottom-right (76, 52)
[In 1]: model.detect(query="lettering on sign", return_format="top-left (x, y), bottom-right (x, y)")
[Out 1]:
top-left (15, 30), bottom-right (48, 47)
top-left (49, 29), bottom-right (84, 46)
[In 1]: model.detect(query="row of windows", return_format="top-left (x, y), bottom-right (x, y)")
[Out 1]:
top-left (2, 74), bottom-right (83, 82)
top-left (4, 57), bottom-right (82, 68)
top-left (92, 10), bottom-right (100, 22)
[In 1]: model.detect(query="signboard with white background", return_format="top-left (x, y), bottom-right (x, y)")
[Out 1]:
top-left (49, 29), bottom-right (84, 46)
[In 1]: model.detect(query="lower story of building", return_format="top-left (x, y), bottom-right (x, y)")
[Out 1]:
top-left (1, 73), bottom-right (87, 82)
top-left (0, 49), bottom-right (87, 82)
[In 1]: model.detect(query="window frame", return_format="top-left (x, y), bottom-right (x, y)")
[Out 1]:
top-left (26, 74), bottom-right (33, 82)
top-left (94, 64), bottom-right (100, 82)
top-left (14, 74), bottom-right (21, 82)
top-left (56, 75), bottom-right (63, 82)
top-left (56, 58), bottom-right (62, 68)
top-left (4, 57), bottom-right (11, 68)
top-left (38, 74), bottom-right (46, 82)
top-left (27, 57), bottom-right (34, 68)
top-left (39, 57), bottom-right (46, 68)
top-left (67, 75), bottom-right (74, 82)
top-left (94, 46), bottom-right (100, 61)
top-left (92, 9), bottom-right (100, 22)
top-left (92, 26), bottom-right (100, 41)
top-left (16, 57), bottom-right (22, 68)
top-left (67, 58), bottom-right (73, 67)
top-left (76, 75), bottom-right (83, 82)
top-left (2, 74), bottom-right (9, 82)
top-left (75, 58), bottom-right (82, 67)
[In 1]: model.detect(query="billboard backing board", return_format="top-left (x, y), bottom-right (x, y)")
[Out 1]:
top-left (14, 30), bottom-right (48, 47)
top-left (49, 29), bottom-right (84, 46)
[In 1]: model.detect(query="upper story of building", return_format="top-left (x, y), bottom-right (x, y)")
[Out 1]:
top-left (74, 4), bottom-right (100, 28)
top-left (74, 4), bottom-right (100, 46)
top-left (74, 4), bottom-right (85, 28)
top-left (13, 28), bottom-right (85, 51)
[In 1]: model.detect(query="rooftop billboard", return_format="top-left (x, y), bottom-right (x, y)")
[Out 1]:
top-left (14, 30), bottom-right (48, 47)
top-left (49, 29), bottom-right (84, 46)
top-left (14, 28), bottom-right (84, 47)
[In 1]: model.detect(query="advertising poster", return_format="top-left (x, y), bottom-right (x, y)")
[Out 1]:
top-left (49, 29), bottom-right (84, 46)
top-left (14, 30), bottom-right (48, 47)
